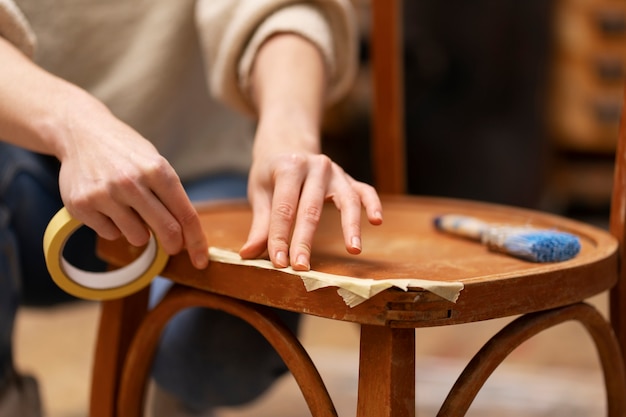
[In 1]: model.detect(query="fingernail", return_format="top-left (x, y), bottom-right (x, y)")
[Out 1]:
top-left (351, 236), bottom-right (362, 251)
top-left (194, 254), bottom-right (209, 269)
top-left (275, 251), bottom-right (288, 268)
top-left (296, 254), bottom-right (310, 270)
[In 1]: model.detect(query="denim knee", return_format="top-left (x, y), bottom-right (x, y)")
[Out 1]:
top-left (0, 143), bottom-right (106, 305)
top-left (0, 205), bottom-right (21, 384)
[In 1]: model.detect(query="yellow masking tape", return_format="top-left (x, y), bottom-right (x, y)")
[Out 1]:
top-left (43, 207), bottom-right (169, 300)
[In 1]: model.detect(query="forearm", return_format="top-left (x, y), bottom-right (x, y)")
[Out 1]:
top-left (0, 37), bottom-right (101, 159)
top-left (0, 37), bottom-right (209, 268)
top-left (250, 33), bottom-right (327, 157)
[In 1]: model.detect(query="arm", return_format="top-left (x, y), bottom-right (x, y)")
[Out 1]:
top-left (0, 38), bottom-right (209, 268)
top-left (239, 33), bottom-right (383, 270)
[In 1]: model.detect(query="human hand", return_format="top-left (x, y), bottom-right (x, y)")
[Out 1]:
top-left (239, 33), bottom-right (381, 270)
top-left (0, 37), bottom-right (208, 269)
top-left (239, 148), bottom-right (383, 271)
top-left (56, 94), bottom-right (209, 269)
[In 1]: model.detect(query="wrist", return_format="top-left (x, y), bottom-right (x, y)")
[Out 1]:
top-left (251, 34), bottom-right (325, 119)
top-left (32, 83), bottom-right (106, 161)
top-left (253, 108), bottom-right (321, 159)
top-left (0, 38), bottom-right (107, 160)
top-left (251, 34), bottom-right (327, 158)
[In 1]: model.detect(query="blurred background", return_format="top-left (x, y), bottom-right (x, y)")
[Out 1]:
top-left (15, 0), bottom-right (626, 416)
top-left (325, 0), bottom-right (624, 221)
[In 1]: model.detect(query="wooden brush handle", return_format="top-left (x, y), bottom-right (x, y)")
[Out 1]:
top-left (433, 215), bottom-right (488, 241)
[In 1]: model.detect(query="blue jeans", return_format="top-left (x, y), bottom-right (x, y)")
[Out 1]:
top-left (0, 143), bottom-right (300, 411)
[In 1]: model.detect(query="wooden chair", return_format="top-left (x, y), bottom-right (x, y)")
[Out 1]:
top-left (88, 1), bottom-right (626, 416)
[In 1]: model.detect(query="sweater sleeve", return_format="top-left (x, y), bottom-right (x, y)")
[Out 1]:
top-left (0, 0), bottom-right (35, 57)
top-left (195, 0), bottom-right (358, 117)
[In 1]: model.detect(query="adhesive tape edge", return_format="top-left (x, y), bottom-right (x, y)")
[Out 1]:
top-left (43, 207), bottom-right (169, 300)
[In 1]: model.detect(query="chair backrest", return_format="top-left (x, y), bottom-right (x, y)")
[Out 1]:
top-left (370, 0), bottom-right (406, 194)
top-left (369, 0), bottom-right (626, 356)
top-left (609, 86), bottom-right (626, 354)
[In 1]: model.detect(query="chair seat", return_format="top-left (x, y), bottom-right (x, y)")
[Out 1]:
top-left (97, 195), bottom-right (618, 328)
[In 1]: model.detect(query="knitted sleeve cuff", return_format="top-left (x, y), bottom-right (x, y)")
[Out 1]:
top-left (197, 0), bottom-right (358, 117)
top-left (236, 4), bottom-right (335, 108)
top-left (0, 0), bottom-right (35, 57)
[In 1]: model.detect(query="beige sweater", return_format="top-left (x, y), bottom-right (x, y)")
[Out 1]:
top-left (0, 0), bottom-right (357, 181)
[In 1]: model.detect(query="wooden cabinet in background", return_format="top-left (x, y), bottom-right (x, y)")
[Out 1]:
top-left (549, 0), bottom-right (626, 153)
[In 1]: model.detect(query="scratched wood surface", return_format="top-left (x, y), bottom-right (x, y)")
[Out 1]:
top-left (98, 195), bottom-right (618, 328)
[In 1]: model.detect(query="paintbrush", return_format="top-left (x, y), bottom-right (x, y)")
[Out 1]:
top-left (433, 214), bottom-right (581, 262)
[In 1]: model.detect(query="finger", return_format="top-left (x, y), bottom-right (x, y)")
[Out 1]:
top-left (329, 170), bottom-right (367, 255)
top-left (267, 155), bottom-right (307, 268)
top-left (149, 180), bottom-right (208, 269)
top-left (239, 191), bottom-right (271, 259)
top-left (333, 192), bottom-right (363, 255)
top-left (171, 200), bottom-right (208, 269)
top-left (106, 164), bottom-right (206, 268)
top-left (352, 180), bottom-right (384, 225)
top-left (66, 194), bottom-right (142, 243)
top-left (66, 205), bottom-right (123, 241)
top-left (288, 157), bottom-right (332, 270)
top-left (101, 205), bottom-right (150, 247)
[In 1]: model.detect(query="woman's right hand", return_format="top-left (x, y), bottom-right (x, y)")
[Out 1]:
top-left (56, 94), bottom-right (209, 269)
top-left (0, 37), bottom-right (209, 269)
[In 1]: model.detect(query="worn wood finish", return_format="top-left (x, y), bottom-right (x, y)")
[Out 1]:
top-left (89, 2), bottom-right (626, 415)
top-left (99, 196), bottom-right (618, 328)
top-left (370, 0), bottom-right (406, 194)
top-left (95, 195), bottom-right (620, 416)
top-left (116, 285), bottom-right (337, 417)
top-left (437, 303), bottom-right (626, 416)
top-left (356, 326), bottom-right (415, 417)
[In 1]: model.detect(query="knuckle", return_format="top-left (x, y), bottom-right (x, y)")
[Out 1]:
top-left (295, 241), bottom-right (312, 255)
top-left (129, 229), bottom-right (151, 247)
top-left (301, 204), bottom-right (322, 224)
top-left (274, 154), bottom-right (306, 175)
top-left (66, 189), bottom-right (104, 215)
top-left (335, 191), bottom-right (360, 210)
top-left (268, 235), bottom-right (290, 253)
top-left (347, 193), bottom-right (362, 206)
top-left (160, 220), bottom-right (183, 243)
top-left (274, 202), bottom-right (296, 221)
top-left (147, 156), bottom-right (174, 180)
top-left (356, 181), bottom-right (377, 195)
top-left (107, 171), bottom-right (141, 200)
top-left (65, 195), bottom-right (89, 214)
top-left (177, 207), bottom-right (199, 227)
top-left (123, 155), bottom-right (174, 187)
top-left (314, 154), bottom-right (333, 170)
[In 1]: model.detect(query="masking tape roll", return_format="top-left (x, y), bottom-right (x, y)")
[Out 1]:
top-left (43, 207), bottom-right (169, 300)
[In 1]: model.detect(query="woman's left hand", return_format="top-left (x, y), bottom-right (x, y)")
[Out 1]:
top-left (239, 33), bottom-right (382, 270)
top-left (240, 148), bottom-right (382, 271)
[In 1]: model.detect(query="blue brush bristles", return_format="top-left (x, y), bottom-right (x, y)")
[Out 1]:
top-left (433, 214), bottom-right (582, 263)
top-left (487, 229), bottom-right (581, 262)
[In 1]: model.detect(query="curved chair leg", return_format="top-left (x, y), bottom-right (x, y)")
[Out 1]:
top-left (116, 284), bottom-right (338, 417)
top-left (437, 302), bottom-right (626, 417)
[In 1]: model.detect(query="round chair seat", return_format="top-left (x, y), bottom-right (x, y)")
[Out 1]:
top-left (97, 195), bottom-right (618, 328)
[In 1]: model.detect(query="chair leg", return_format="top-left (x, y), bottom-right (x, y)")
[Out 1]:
top-left (610, 282), bottom-right (626, 359)
top-left (357, 325), bottom-right (415, 417)
top-left (437, 302), bottom-right (626, 417)
top-left (116, 285), bottom-right (338, 417)
top-left (90, 288), bottom-right (150, 417)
